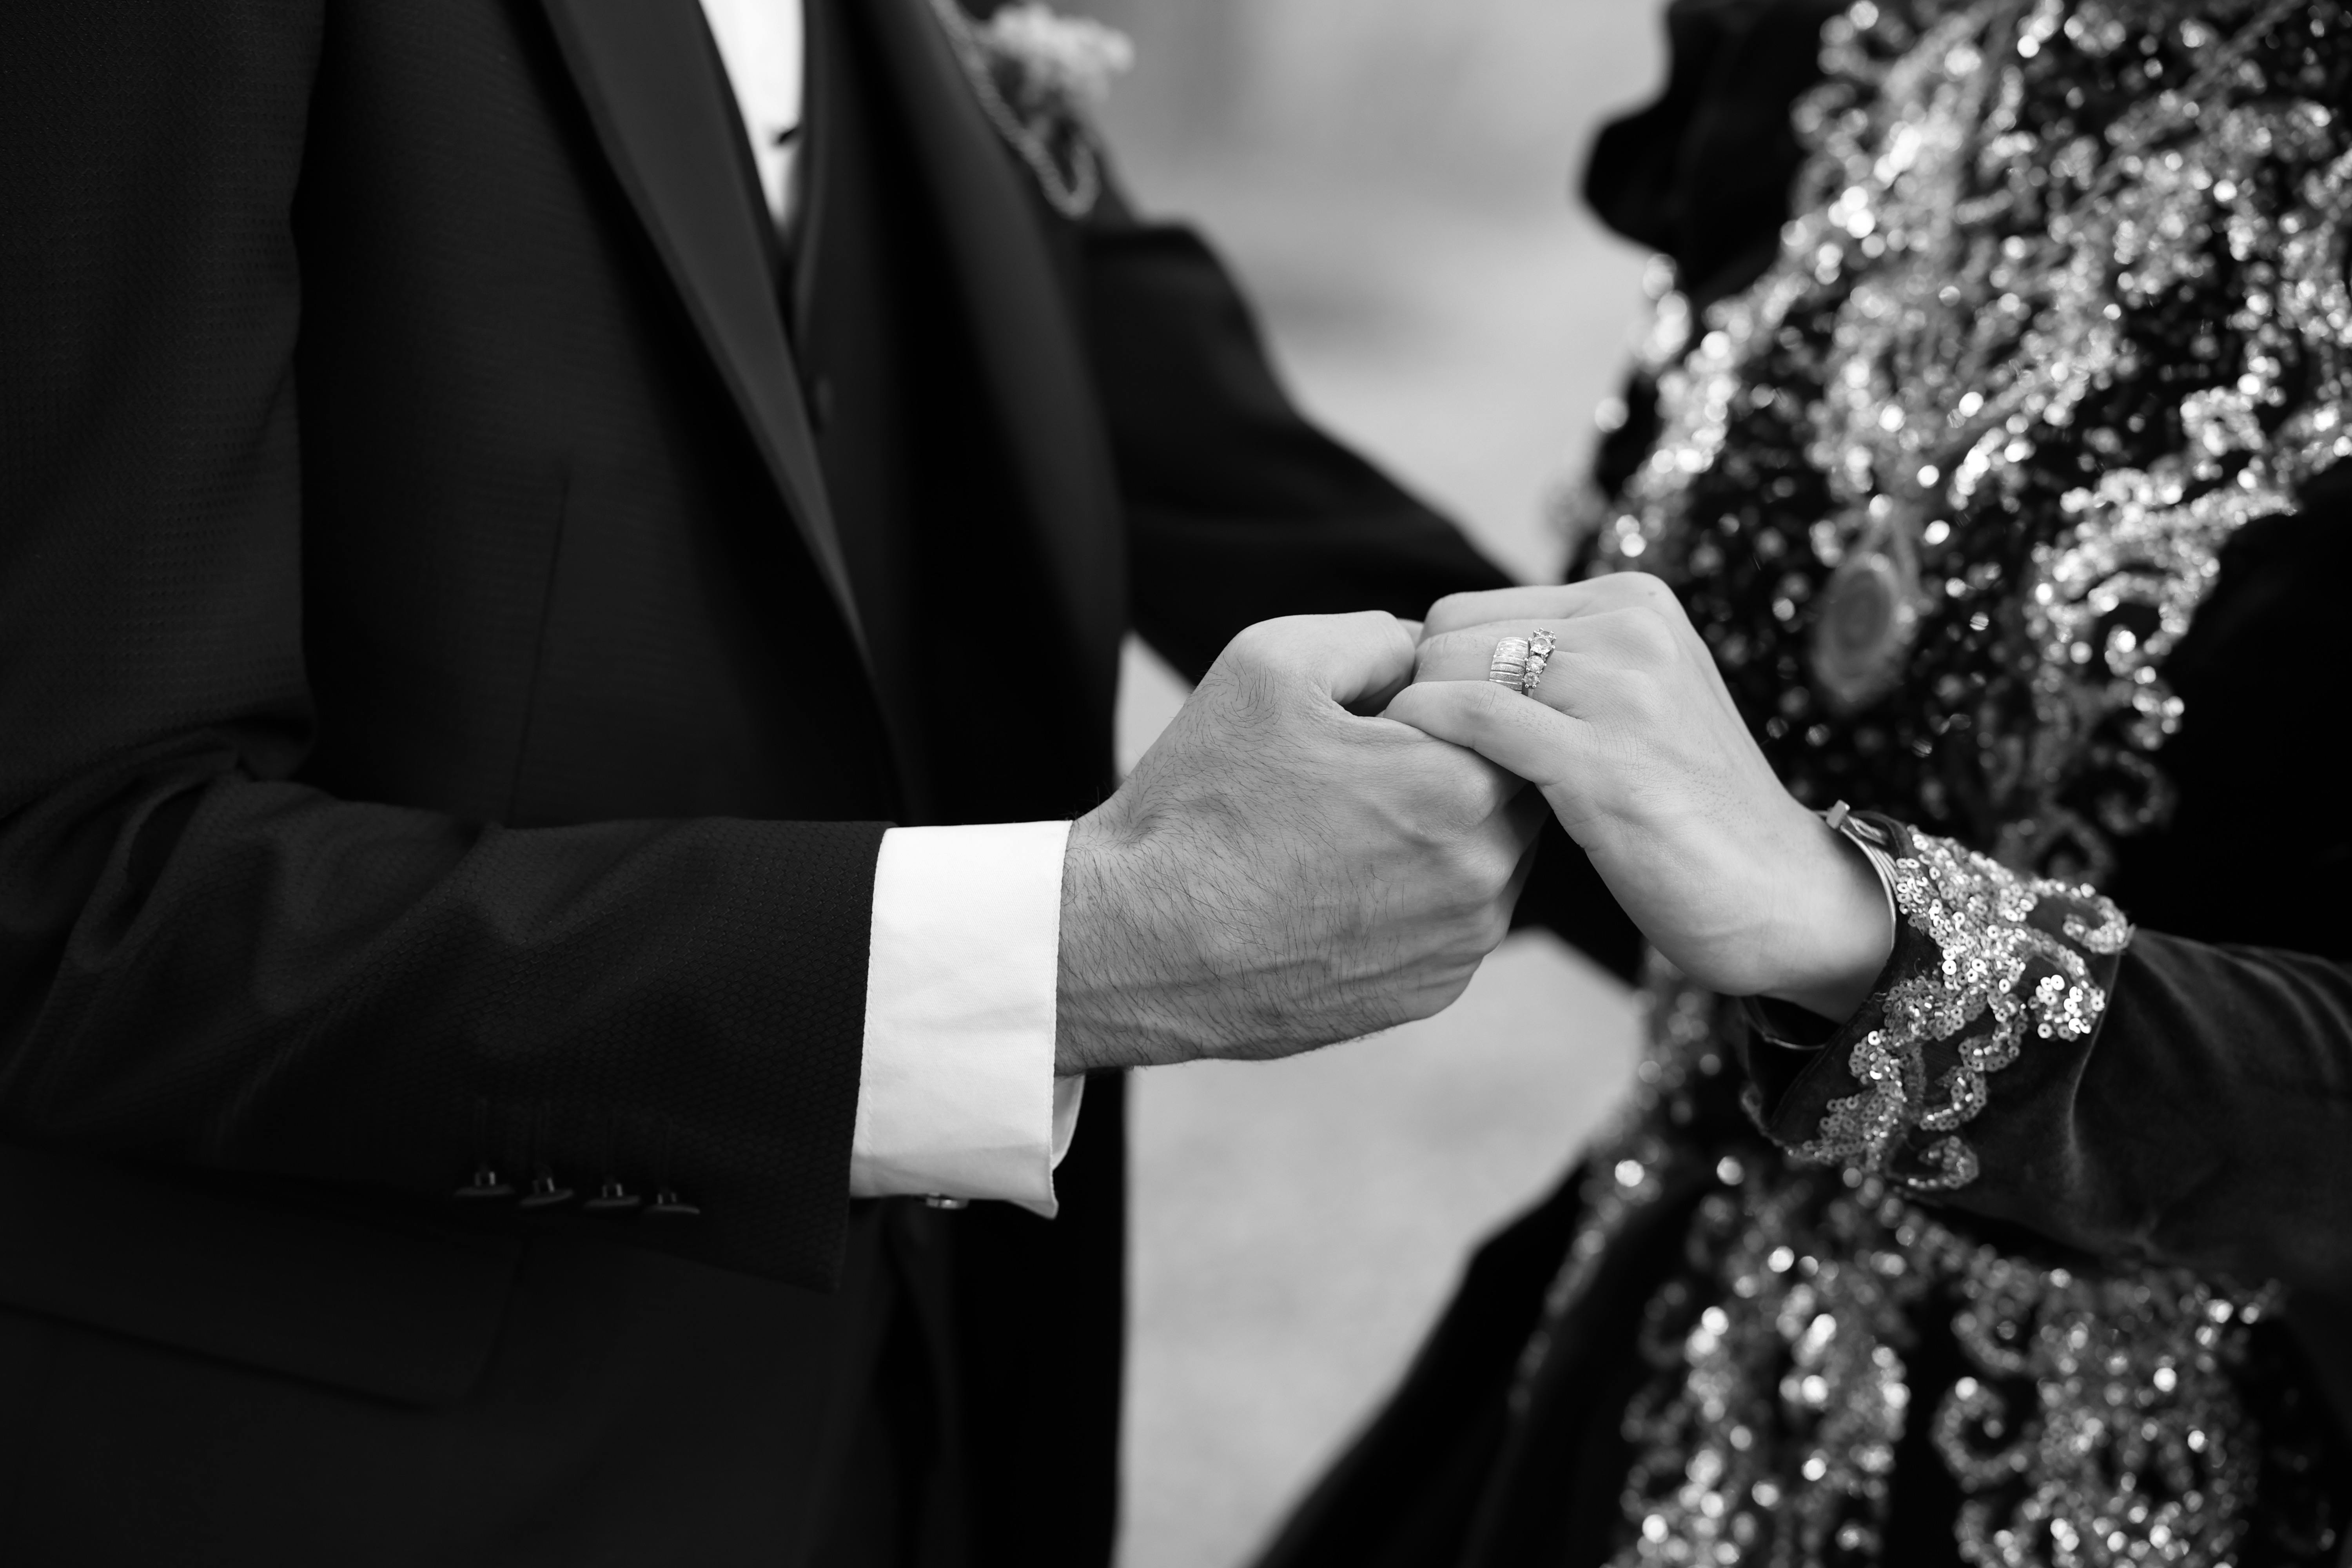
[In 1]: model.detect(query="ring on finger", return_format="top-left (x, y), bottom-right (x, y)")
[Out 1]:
top-left (1519, 630), bottom-right (1557, 698)
top-left (1486, 635), bottom-right (1531, 689)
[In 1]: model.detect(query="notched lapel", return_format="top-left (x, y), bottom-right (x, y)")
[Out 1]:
top-left (539, 0), bottom-right (868, 656)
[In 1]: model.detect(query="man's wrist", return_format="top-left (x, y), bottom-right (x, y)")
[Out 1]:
top-left (1056, 809), bottom-right (1191, 1076)
top-left (1055, 813), bottom-right (1120, 1075)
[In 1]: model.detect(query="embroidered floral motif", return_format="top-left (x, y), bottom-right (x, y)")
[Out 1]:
top-left (927, 0), bottom-right (1132, 218)
top-left (1794, 828), bottom-right (2131, 1192)
top-left (1607, 1161), bottom-right (2341, 1568)
top-left (1517, 964), bottom-right (2343, 1564)
top-left (1615, 1168), bottom-right (1922, 1566)
top-left (1506, 0), bottom-right (2352, 1556)
top-left (1581, 0), bottom-right (2352, 883)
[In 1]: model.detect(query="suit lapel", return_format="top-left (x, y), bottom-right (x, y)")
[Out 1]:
top-left (539, 0), bottom-right (868, 657)
top-left (858, 0), bottom-right (1128, 707)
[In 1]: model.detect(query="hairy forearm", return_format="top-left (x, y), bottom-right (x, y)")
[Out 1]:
top-left (1054, 812), bottom-right (1205, 1076)
top-left (1052, 615), bottom-right (1530, 1079)
top-left (1053, 805), bottom-right (1397, 1075)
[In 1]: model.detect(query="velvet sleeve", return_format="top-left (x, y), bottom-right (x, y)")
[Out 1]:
top-left (1742, 820), bottom-right (2352, 1299)
top-left (0, 3), bottom-right (877, 1288)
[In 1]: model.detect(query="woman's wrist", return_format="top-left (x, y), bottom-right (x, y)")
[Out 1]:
top-left (1758, 806), bottom-right (1898, 1023)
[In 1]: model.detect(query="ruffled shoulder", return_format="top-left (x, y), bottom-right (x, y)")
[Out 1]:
top-left (1583, 0), bottom-right (1846, 309)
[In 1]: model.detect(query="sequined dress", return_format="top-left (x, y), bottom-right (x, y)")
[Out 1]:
top-left (1260, 2), bottom-right (2352, 1564)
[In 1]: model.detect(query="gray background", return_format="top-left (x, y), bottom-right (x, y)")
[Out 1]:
top-left (1065, 3), bottom-right (1672, 1564)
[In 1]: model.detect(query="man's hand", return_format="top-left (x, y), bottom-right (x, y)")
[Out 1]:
top-left (1056, 613), bottom-right (1543, 1076)
top-left (1392, 578), bottom-right (1894, 1022)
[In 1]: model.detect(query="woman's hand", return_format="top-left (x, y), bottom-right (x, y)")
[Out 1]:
top-left (1390, 577), bottom-right (1893, 1022)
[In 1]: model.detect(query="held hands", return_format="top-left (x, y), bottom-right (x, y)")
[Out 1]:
top-left (1056, 613), bottom-right (1546, 1076)
top-left (1390, 578), bottom-right (1893, 1022)
top-left (1053, 581), bottom-right (1887, 1078)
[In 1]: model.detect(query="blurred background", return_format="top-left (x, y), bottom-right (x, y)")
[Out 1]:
top-left (1065, 3), bottom-right (1671, 1565)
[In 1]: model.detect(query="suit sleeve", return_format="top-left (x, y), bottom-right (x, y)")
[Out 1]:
top-left (0, 7), bottom-right (872, 1287)
top-left (1073, 203), bottom-right (1511, 677)
top-left (1741, 821), bottom-right (2352, 1301)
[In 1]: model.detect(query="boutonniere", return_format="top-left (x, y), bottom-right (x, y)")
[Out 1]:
top-left (927, 0), bottom-right (1134, 219)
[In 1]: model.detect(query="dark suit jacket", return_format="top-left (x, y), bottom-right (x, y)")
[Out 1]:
top-left (0, 2), bottom-right (1522, 1562)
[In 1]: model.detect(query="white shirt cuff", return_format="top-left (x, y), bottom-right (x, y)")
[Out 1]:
top-left (850, 820), bottom-right (1079, 1218)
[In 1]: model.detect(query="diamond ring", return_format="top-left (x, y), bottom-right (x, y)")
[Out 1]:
top-left (1520, 630), bottom-right (1557, 698)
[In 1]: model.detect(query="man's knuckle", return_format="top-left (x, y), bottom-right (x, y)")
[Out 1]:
top-left (1215, 631), bottom-right (1267, 681)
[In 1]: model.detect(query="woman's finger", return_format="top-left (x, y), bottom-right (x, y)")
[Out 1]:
top-left (1414, 622), bottom-right (1572, 713)
top-left (1412, 613), bottom-right (1673, 715)
top-left (1421, 573), bottom-right (1684, 640)
top-left (1421, 603), bottom-right (1748, 728)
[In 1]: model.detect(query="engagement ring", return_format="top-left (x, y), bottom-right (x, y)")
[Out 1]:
top-left (1521, 630), bottom-right (1557, 698)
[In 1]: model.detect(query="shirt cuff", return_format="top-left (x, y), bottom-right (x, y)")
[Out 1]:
top-left (850, 820), bottom-right (1078, 1217)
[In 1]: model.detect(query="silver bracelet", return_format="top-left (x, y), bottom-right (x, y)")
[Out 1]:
top-left (1820, 800), bottom-right (1900, 926)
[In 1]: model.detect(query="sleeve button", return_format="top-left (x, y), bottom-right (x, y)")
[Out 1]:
top-left (455, 1167), bottom-right (515, 1201)
top-left (518, 1172), bottom-right (576, 1209)
top-left (583, 1180), bottom-right (643, 1214)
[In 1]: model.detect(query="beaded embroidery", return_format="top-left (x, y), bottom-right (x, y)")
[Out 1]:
top-left (1609, 1159), bottom-right (2341, 1568)
top-left (1509, 957), bottom-right (1741, 1413)
top-left (1793, 828), bottom-right (2131, 1191)
top-left (1510, 0), bottom-right (2352, 1555)
top-left (1584, 0), bottom-right (2352, 882)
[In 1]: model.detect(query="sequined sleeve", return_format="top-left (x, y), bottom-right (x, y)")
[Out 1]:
top-left (1748, 817), bottom-right (2132, 1193)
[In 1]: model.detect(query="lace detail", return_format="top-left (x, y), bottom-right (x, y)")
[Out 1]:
top-left (1793, 828), bottom-right (2131, 1192)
